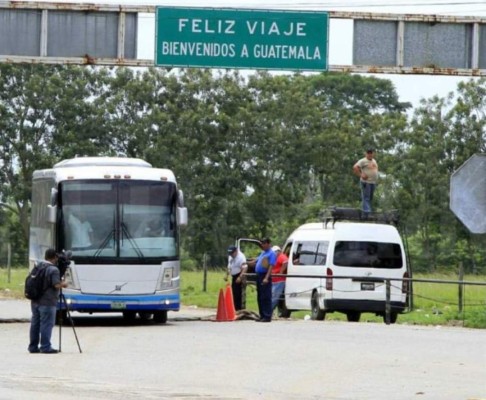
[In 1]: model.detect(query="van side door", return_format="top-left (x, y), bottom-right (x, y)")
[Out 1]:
top-left (285, 240), bottom-right (329, 310)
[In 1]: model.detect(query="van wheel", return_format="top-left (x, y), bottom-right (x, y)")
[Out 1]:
top-left (383, 312), bottom-right (398, 324)
top-left (311, 292), bottom-right (325, 321)
top-left (277, 299), bottom-right (291, 318)
top-left (153, 311), bottom-right (168, 324)
top-left (346, 311), bottom-right (361, 322)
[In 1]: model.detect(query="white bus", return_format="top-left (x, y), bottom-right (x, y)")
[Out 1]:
top-left (29, 157), bottom-right (188, 323)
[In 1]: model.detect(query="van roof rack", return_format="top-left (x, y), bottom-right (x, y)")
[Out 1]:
top-left (323, 206), bottom-right (400, 227)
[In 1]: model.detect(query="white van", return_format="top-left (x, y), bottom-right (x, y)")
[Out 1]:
top-left (280, 209), bottom-right (410, 323)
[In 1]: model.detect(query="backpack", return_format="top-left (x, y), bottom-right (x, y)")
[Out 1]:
top-left (24, 263), bottom-right (49, 300)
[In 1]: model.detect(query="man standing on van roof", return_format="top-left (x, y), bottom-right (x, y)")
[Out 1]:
top-left (249, 238), bottom-right (277, 322)
top-left (353, 148), bottom-right (379, 215)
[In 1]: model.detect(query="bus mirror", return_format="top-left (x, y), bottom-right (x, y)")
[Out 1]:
top-left (50, 188), bottom-right (58, 206)
top-left (178, 190), bottom-right (185, 207)
top-left (177, 207), bottom-right (188, 226)
top-left (46, 205), bottom-right (57, 224)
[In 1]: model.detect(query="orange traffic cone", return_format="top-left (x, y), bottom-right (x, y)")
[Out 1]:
top-left (215, 288), bottom-right (229, 322)
top-left (224, 284), bottom-right (236, 321)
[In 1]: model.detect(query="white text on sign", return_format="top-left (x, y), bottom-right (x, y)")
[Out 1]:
top-left (178, 19), bottom-right (307, 36)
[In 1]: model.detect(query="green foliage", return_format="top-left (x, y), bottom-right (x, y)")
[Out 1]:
top-left (1, 65), bottom-right (486, 275)
top-left (462, 309), bottom-right (486, 329)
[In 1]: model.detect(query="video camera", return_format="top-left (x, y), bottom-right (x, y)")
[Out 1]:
top-left (57, 250), bottom-right (72, 278)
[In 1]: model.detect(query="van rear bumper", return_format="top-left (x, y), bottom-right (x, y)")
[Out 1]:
top-left (324, 299), bottom-right (406, 313)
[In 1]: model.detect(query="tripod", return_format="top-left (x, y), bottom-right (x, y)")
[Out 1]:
top-left (58, 290), bottom-right (82, 353)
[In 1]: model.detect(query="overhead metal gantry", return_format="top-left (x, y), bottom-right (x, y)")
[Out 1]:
top-left (1, 1), bottom-right (486, 75)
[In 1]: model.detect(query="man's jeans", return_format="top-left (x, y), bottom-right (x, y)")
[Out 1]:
top-left (360, 181), bottom-right (376, 213)
top-left (271, 281), bottom-right (285, 312)
top-left (256, 273), bottom-right (272, 321)
top-left (29, 303), bottom-right (57, 352)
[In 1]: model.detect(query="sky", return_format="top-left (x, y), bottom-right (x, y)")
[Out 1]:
top-left (44, 0), bottom-right (486, 108)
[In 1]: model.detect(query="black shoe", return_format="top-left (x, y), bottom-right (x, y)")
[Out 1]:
top-left (40, 348), bottom-right (59, 354)
top-left (255, 318), bottom-right (271, 323)
top-left (28, 349), bottom-right (40, 354)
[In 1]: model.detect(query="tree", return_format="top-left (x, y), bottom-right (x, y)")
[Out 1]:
top-left (388, 78), bottom-right (486, 272)
top-left (0, 65), bottom-right (108, 261)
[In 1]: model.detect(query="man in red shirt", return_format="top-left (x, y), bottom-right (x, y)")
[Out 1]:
top-left (271, 246), bottom-right (288, 313)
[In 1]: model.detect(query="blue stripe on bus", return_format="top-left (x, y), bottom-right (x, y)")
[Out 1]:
top-left (59, 293), bottom-right (180, 311)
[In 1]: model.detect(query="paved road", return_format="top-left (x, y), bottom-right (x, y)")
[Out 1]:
top-left (1, 299), bottom-right (485, 400)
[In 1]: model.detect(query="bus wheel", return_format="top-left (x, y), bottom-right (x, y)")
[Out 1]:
top-left (123, 311), bottom-right (136, 322)
top-left (311, 292), bottom-right (326, 321)
top-left (139, 312), bottom-right (153, 321)
top-left (346, 311), bottom-right (361, 322)
top-left (383, 312), bottom-right (398, 324)
top-left (153, 311), bottom-right (168, 324)
top-left (277, 299), bottom-right (291, 318)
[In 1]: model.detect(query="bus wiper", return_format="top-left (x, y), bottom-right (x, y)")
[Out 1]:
top-left (93, 229), bottom-right (115, 259)
top-left (121, 222), bottom-right (145, 260)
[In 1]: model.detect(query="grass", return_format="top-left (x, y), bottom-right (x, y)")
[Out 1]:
top-left (3, 267), bottom-right (486, 328)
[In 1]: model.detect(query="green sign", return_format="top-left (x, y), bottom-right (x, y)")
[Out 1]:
top-left (155, 7), bottom-right (329, 71)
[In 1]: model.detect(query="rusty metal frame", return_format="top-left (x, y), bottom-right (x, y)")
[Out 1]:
top-left (1, 1), bottom-right (486, 75)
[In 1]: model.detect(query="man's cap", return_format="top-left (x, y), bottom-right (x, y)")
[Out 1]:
top-left (366, 147), bottom-right (375, 153)
top-left (260, 237), bottom-right (271, 245)
top-left (272, 245), bottom-right (281, 252)
top-left (227, 245), bottom-right (237, 254)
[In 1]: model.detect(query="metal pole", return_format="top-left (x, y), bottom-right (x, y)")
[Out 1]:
top-left (385, 279), bottom-right (391, 325)
top-left (458, 261), bottom-right (464, 314)
top-left (7, 243), bottom-right (11, 283)
top-left (241, 279), bottom-right (247, 310)
top-left (202, 253), bottom-right (207, 292)
top-left (58, 293), bottom-right (63, 352)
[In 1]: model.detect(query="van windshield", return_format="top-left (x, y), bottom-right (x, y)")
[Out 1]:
top-left (333, 241), bottom-right (403, 269)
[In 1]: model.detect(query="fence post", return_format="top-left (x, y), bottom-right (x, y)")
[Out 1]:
top-left (7, 242), bottom-right (11, 284)
top-left (458, 261), bottom-right (464, 314)
top-left (202, 253), bottom-right (207, 292)
top-left (385, 279), bottom-right (391, 325)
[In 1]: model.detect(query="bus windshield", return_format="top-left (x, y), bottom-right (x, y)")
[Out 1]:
top-left (59, 180), bottom-right (178, 262)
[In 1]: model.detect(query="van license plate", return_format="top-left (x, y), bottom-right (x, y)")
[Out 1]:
top-left (111, 302), bottom-right (126, 309)
top-left (361, 282), bottom-right (375, 291)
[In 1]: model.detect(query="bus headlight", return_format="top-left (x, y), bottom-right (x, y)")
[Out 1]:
top-left (158, 267), bottom-right (174, 289)
top-left (63, 268), bottom-right (74, 286)
top-left (62, 267), bottom-right (80, 290)
top-left (163, 267), bottom-right (173, 283)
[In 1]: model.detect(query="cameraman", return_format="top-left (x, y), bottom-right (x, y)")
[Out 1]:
top-left (28, 248), bottom-right (68, 354)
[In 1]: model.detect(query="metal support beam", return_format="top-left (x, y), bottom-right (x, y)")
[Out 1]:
top-left (472, 22), bottom-right (480, 69)
top-left (40, 9), bottom-right (48, 57)
top-left (0, 55), bottom-right (153, 67)
top-left (329, 64), bottom-right (485, 76)
top-left (118, 11), bottom-right (126, 59)
top-left (396, 20), bottom-right (405, 67)
top-left (1, 1), bottom-right (486, 75)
